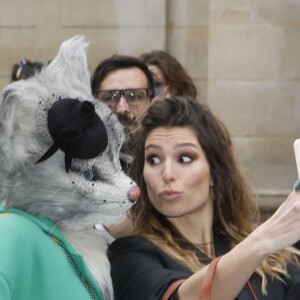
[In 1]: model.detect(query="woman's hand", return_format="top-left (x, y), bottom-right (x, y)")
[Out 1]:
top-left (178, 187), bottom-right (300, 300)
top-left (104, 213), bottom-right (132, 239)
top-left (249, 190), bottom-right (300, 255)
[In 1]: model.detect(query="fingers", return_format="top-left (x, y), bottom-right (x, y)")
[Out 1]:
top-left (255, 181), bottom-right (300, 254)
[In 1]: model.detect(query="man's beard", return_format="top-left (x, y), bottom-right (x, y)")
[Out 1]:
top-left (117, 114), bottom-right (137, 134)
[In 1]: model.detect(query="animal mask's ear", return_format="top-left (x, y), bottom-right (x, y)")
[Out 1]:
top-left (0, 88), bottom-right (32, 173)
top-left (36, 98), bottom-right (108, 172)
top-left (41, 35), bottom-right (91, 96)
top-left (0, 35), bottom-right (94, 174)
top-left (0, 89), bottom-right (16, 146)
top-left (0, 89), bottom-right (18, 141)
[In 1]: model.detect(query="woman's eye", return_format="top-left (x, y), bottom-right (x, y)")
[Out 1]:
top-left (146, 156), bottom-right (161, 165)
top-left (178, 156), bottom-right (193, 163)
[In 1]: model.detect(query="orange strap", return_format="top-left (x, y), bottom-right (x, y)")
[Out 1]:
top-left (199, 256), bottom-right (223, 300)
top-left (246, 281), bottom-right (258, 300)
top-left (199, 256), bottom-right (258, 300)
top-left (162, 278), bottom-right (186, 300)
top-left (162, 257), bottom-right (222, 300)
top-left (163, 255), bottom-right (258, 300)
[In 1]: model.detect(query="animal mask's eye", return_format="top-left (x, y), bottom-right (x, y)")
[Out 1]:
top-left (85, 167), bottom-right (101, 182)
top-left (70, 165), bottom-right (102, 182)
top-left (85, 169), bottom-right (94, 181)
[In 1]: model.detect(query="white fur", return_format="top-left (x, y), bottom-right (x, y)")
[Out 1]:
top-left (61, 225), bottom-right (113, 299)
top-left (0, 35), bottom-right (137, 299)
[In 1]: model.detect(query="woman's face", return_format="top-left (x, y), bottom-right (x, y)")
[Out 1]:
top-left (148, 65), bottom-right (172, 100)
top-left (143, 127), bottom-right (212, 221)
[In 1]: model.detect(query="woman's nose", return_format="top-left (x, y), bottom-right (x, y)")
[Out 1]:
top-left (162, 161), bottom-right (175, 183)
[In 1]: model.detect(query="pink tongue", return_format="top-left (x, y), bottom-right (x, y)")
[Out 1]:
top-left (128, 186), bottom-right (141, 203)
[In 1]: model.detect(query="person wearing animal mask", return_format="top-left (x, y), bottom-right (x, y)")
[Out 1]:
top-left (0, 36), bottom-right (140, 300)
top-left (107, 96), bottom-right (300, 300)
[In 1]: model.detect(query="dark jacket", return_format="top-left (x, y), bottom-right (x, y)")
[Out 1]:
top-left (108, 234), bottom-right (300, 300)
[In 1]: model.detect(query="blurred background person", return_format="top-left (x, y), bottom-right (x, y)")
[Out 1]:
top-left (91, 55), bottom-right (154, 135)
top-left (93, 52), bottom-right (199, 241)
top-left (11, 59), bottom-right (44, 82)
top-left (91, 55), bottom-right (155, 239)
top-left (140, 50), bottom-right (197, 100)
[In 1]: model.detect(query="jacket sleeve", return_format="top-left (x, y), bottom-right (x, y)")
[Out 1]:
top-left (107, 236), bottom-right (190, 300)
top-left (284, 262), bottom-right (300, 300)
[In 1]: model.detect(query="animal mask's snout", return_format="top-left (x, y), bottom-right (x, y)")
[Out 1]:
top-left (128, 186), bottom-right (140, 203)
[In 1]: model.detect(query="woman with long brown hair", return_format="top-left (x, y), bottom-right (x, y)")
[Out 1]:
top-left (140, 50), bottom-right (197, 100)
top-left (108, 96), bottom-right (300, 300)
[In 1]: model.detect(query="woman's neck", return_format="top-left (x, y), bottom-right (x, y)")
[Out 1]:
top-left (167, 210), bottom-right (214, 245)
top-left (165, 196), bottom-right (215, 256)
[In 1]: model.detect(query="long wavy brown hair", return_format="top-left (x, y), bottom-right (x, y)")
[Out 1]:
top-left (129, 96), bottom-right (299, 293)
top-left (140, 50), bottom-right (197, 98)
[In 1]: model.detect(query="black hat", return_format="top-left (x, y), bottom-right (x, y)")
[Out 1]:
top-left (36, 98), bottom-right (108, 172)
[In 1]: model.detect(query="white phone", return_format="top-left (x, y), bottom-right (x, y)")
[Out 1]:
top-left (294, 139), bottom-right (300, 179)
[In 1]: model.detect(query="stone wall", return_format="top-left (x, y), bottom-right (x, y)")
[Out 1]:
top-left (207, 0), bottom-right (300, 214)
top-left (1, 0), bottom-right (299, 215)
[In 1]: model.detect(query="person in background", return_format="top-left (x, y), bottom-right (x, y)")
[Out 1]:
top-left (99, 51), bottom-right (198, 241)
top-left (140, 50), bottom-right (197, 100)
top-left (91, 55), bottom-right (154, 136)
top-left (91, 55), bottom-right (155, 238)
top-left (11, 59), bottom-right (44, 82)
top-left (108, 96), bottom-right (300, 300)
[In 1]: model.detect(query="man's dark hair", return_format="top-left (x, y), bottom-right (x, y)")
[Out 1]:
top-left (91, 55), bottom-right (155, 100)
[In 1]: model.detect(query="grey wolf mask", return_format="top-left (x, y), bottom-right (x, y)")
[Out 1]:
top-left (0, 36), bottom-right (139, 299)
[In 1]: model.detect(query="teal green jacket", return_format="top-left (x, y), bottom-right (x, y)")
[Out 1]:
top-left (0, 207), bottom-right (104, 300)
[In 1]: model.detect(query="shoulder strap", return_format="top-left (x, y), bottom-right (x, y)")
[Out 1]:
top-left (246, 281), bottom-right (258, 300)
top-left (162, 256), bottom-right (258, 300)
top-left (199, 256), bottom-right (222, 300)
top-left (162, 278), bottom-right (186, 300)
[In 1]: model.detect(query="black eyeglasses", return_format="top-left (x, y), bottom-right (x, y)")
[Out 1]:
top-left (97, 88), bottom-right (149, 108)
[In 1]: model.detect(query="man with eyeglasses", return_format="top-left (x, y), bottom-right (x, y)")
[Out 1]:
top-left (91, 55), bottom-right (155, 241)
top-left (91, 55), bottom-right (155, 135)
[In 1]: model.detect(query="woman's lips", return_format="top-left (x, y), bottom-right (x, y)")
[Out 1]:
top-left (159, 190), bottom-right (181, 200)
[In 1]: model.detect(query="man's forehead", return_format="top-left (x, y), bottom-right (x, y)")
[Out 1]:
top-left (99, 67), bottom-right (148, 90)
